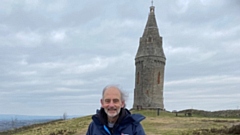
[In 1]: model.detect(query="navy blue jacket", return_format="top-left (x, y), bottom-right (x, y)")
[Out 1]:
top-left (86, 108), bottom-right (146, 135)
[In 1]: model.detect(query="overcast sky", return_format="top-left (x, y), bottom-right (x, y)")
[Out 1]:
top-left (0, 0), bottom-right (240, 116)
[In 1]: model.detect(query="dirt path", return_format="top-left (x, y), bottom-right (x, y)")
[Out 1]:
top-left (229, 122), bottom-right (240, 127)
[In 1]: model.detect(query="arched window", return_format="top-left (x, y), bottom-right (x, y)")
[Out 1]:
top-left (146, 90), bottom-right (149, 96)
top-left (137, 72), bottom-right (140, 84)
top-left (148, 37), bottom-right (153, 42)
top-left (157, 72), bottom-right (160, 84)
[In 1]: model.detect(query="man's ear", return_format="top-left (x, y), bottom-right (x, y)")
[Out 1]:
top-left (100, 99), bottom-right (104, 107)
top-left (121, 101), bottom-right (125, 108)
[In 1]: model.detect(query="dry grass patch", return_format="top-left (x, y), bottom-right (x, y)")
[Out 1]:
top-left (132, 110), bottom-right (240, 135)
top-left (4, 115), bottom-right (92, 135)
top-left (1, 110), bottom-right (240, 135)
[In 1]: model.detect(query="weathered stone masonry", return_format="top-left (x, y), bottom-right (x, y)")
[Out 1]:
top-left (133, 5), bottom-right (166, 110)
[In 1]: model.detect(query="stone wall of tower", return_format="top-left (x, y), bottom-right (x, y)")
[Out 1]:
top-left (134, 55), bottom-right (165, 109)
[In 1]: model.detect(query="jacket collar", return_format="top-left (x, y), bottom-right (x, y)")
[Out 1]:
top-left (92, 108), bottom-right (145, 126)
top-left (92, 108), bottom-right (126, 126)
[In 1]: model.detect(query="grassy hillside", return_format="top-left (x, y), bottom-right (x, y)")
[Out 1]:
top-left (1, 110), bottom-right (240, 135)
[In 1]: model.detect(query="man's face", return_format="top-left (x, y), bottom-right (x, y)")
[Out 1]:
top-left (101, 87), bottom-right (124, 118)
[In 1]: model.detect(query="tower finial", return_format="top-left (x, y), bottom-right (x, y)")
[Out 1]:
top-left (151, 0), bottom-right (153, 6)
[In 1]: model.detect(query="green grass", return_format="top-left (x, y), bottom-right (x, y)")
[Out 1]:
top-left (1, 110), bottom-right (240, 135)
top-left (134, 110), bottom-right (240, 135)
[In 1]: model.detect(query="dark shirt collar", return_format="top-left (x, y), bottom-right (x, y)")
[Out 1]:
top-left (94, 108), bottom-right (127, 126)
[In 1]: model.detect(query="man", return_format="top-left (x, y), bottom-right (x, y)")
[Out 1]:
top-left (86, 85), bottom-right (146, 135)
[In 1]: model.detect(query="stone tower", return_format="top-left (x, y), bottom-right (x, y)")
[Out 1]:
top-left (133, 4), bottom-right (166, 110)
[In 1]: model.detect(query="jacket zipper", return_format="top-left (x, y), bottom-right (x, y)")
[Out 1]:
top-left (103, 125), bottom-right (111, 135)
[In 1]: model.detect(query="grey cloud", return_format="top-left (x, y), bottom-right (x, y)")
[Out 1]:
top-left (0, 0), bottom-right (239, 116)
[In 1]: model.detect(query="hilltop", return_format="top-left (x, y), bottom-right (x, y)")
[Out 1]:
top-left (1, 109), bottom-right (240, 135)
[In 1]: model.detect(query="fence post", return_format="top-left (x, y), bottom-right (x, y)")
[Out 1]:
top-left (157, 108), bottom-right (160, 116)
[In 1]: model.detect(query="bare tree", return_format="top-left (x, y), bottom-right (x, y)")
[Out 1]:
top-left (63, 112), bottom-right (67, 120)
top-left (11, 117), bottom-right (18, 129)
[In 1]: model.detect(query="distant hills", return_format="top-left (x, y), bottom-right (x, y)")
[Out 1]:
top-left (0, 114), bottom-right (82, 132)
top-left (0, 114), bottom-right (61, 120)
top-left (0, 114), bottom-right (82, 120)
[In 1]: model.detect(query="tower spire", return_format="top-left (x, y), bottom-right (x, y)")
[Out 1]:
top-left (151, 0), bottom-right (153, 6)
